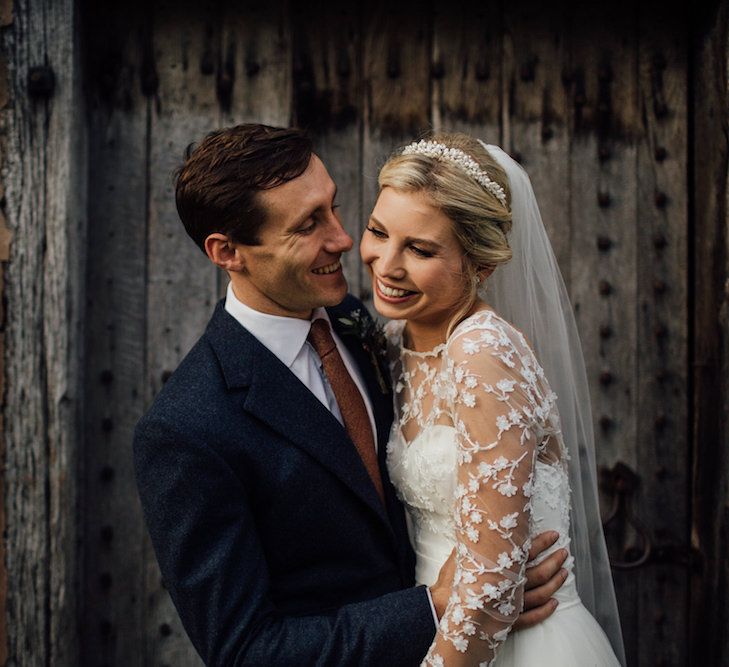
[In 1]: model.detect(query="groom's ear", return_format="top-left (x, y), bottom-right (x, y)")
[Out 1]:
top-left (204, 233), bottom-right (246, 272)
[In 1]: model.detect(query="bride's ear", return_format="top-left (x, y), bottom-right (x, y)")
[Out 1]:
top-left (478, 266), bottom-right (495, 282)
top-left (205, 233), bottom-right (246, 272)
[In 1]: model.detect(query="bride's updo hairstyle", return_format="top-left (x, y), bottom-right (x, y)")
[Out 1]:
top-left (378, 132), bottom-right (513, 335)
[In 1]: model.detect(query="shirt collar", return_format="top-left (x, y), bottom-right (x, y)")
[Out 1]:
top-left (224, 282), bottom-right (331, 368)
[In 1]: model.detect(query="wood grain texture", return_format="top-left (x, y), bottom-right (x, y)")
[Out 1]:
top-left (691, 1), bottom-right (729, 663)
top-left (431, 0), bottom-right (501, 138)
top-left (502, 0), bottom-right (571, 280)
top-left (566, 4), bottom-right (640, 661)
top-left (0, 36), bottom-right (9, 666)
top-left (1, 0), bottom-right (85, 664)
top-left (220, 0), bottom-right (292, 128)
top-left (81, 1), bottom-right (148, 663)
top-left (292, 0), bottom-right (363, 296)
top-left (636, 5), bottom-right (690, 665)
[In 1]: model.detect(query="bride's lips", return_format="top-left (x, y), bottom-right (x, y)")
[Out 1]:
top-left (374, 277), bottom-right (419, 304)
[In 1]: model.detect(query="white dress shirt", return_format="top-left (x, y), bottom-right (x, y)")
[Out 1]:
top-left (224, 282), bottom-right (378, 449)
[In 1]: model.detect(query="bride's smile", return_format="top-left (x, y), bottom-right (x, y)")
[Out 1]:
top-left (374, 277), bottom-right (418, 302)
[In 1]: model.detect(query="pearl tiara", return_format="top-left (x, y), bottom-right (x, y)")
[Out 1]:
top-left (400, 140), bottom-right (507, 206)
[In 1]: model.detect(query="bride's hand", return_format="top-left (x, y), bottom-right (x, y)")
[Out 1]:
top-left (513, 530), bottom-right (569, 630)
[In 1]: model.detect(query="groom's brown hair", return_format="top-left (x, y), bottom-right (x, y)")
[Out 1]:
top-left (175, 124), bottom-right (313, 252)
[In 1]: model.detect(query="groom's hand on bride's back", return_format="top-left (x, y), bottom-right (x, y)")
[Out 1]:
top-left (429, 530), bottom-right (568, 626)
top-left (514, 530), bottom-right (569, 630)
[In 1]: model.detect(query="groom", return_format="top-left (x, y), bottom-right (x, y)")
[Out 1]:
top-left (134, 124), bottom-right (568, 666)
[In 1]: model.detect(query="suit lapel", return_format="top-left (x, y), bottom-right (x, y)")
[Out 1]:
top-left (207, 303), bottom-right (390, 525)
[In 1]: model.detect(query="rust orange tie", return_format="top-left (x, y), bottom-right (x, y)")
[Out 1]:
top-left (308, 318), bottom-right (385, 505)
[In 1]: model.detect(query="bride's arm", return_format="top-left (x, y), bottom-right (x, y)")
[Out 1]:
top-left (423, 330), bottom-right (539, 666)
top-left (431, 533), bottom-right (568, 631)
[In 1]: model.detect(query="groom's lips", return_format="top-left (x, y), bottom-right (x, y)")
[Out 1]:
top-left (311, 260), bottom-right (342, 275)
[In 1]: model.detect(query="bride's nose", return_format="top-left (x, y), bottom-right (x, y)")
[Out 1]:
top-left (376, 245), bottom-right (406, 280)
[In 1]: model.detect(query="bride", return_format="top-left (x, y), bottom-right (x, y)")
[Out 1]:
top-left (360, 134), bottom-right (625, 666)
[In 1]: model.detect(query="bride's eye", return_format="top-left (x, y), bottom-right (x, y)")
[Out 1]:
top-left (366, 225), bottom-right (387, 238)
top-left (410, 245), bottom-right (434, 258)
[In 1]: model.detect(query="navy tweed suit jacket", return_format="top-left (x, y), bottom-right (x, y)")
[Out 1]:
top-left (134, 294), bottom-right (436, 666)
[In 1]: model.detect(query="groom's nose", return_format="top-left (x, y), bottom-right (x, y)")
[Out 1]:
top-left (324, 216), bottom-right (354, 254)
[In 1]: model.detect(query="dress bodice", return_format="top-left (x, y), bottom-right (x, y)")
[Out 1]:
top-left (387, 426), bottom-right (575, 590)
top-left (385, 310), bottom-right (578, 666)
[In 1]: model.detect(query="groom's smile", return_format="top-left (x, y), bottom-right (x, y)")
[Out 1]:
top-left (311, 259), bottom-right (342, 275)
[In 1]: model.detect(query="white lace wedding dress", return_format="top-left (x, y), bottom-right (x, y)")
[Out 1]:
top-left (385, 311), bottom-right (620, 667)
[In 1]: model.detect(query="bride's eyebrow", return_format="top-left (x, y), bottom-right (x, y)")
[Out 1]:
top-left (406, 236), bottom-right (441, 250)
top-left (368, 215), bottom-right (442, 249)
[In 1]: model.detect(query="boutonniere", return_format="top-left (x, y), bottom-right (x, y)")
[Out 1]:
top-left (337, 310), bottom-right (390, 394)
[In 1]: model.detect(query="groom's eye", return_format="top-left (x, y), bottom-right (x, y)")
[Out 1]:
top-left (297, 219), bottom-right (316, 235)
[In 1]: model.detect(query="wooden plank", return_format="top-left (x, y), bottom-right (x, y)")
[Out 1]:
top-left (1, 0), bottom-right (84, 664)
top-left (81, 1), bottom-right (149, 664)
top-left (635, 5), bottom-right (690, 665)
top-left (567, 3), bottom-right (641, 661)
top-left (3, 1), bottom-right (50, 659)
top-left (431, 0), bottom-right (501, 139)
top-left (0, 35), bottom-right (10, 667)
top-left (215, 0), bottom-right (292, 299)
top-left (691, 1), bottom-right (729, 663)
top-left (292, 0), bottom-right (362, 296)
top-left (143, 2), bottom-right (221, 664)
top-left (502, 0), bottom-right (571, 282)
top-left (222, 0), bottom-right (291, 128)
top-left (362, 0), bottom-right (431, 309)
top-left (36, 3), bottom-right (86, 662)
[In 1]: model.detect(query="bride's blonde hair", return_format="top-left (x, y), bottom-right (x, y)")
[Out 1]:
top-left (378, 132), bottom-right (513, 337)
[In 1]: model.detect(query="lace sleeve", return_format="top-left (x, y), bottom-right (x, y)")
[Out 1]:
top-left (423, 323), bottom-right (539, 667)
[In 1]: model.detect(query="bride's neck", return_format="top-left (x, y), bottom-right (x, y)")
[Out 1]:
top-left (404, 299), bottom-right (492, 352)
top-left (403, 322), bottom-right (447, 353)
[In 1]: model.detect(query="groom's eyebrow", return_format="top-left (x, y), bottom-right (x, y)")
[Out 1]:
top-left (288, 184), bottom-right (338, 230)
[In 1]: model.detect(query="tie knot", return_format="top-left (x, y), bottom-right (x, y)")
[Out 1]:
top-left (308, 318), bottom-right (337, 359)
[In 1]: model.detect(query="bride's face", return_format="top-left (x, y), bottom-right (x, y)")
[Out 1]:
top-left (360, 187), bottom-right (469, 339)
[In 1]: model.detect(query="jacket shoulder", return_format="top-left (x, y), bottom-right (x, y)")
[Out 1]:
top-left (134, 333), bottom-right (226, 437)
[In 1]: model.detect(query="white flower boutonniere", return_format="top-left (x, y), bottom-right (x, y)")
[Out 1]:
top-left (337, 310), bottom-right (390, 394)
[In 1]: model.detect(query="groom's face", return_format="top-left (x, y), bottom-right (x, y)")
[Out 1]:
top-left (235, 155), bottom-right (353, 318)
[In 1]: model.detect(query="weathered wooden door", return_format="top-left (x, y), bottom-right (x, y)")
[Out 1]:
top-left (81, 2), bottom-right (692, 664)
top-left (3, 0), bottom-right (727, 665)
